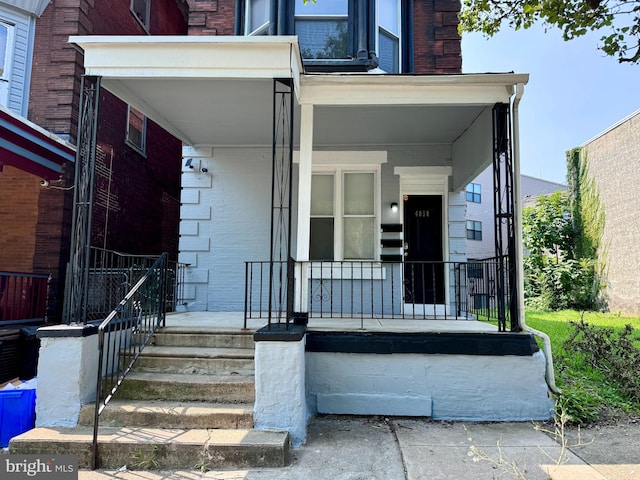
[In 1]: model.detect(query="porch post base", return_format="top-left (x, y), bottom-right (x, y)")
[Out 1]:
top-left (35, 324), bottom-right (99, 427)
top-left (253, 324), bottom-right (307, 447)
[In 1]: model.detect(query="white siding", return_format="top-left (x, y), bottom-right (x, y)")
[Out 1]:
top-left (0, 5), bottom-right (35, 116)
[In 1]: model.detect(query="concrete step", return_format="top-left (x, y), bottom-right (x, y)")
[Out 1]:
top-left (115, 372), bottom-right (255, 403)
top-left (9, 426), bottom-right (289, 469)
top-left (129, 346), bottom-right (254, 375)
top-left (78, 400), bottom-right (254, 429)
top-left (152, 328), bottom-right (255, 349)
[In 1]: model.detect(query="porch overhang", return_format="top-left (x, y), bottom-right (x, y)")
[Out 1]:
top-left (70, 35), bottom-right (528, 188)
top-left (0, 106), bottom-right (75, 180)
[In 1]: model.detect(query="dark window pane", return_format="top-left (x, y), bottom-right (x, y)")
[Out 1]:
top-left (296, 19), bottom-right (348, 59)
top-left (378, 30), bottom-right (399, 73)
top-left (310, 218), bottom-right (334, 260)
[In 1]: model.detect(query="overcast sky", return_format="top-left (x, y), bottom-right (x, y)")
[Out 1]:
top-left (461, 24), bottom-right (640, 185)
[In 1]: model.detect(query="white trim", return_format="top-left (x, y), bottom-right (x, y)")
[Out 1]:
top-left (294, 150), bottom-right (387, 165)
top-left (309, 262), bottom-right (386, 280)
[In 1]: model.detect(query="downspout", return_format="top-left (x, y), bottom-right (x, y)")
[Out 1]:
top-left (512, 82), bottom-right (560, 394)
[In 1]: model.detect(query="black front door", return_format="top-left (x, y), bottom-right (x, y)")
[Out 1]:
top-left (403, 195), bottom-right (445, 304)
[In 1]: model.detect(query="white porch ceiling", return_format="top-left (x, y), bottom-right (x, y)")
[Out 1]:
top-left (71, 36), bottom-right (528, 150)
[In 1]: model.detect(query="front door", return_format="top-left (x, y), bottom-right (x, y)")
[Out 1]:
top-left (403, 195), bottom-right (445, 309)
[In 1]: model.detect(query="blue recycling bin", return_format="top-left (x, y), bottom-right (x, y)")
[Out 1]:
top-left (0, 388), bottom-right (36, 447)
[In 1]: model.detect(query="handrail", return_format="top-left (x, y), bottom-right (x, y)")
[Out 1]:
top-left (90, 252), bottom-right (168, 469)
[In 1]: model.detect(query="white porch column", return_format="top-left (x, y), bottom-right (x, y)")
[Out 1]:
top-left (294, 104), bottom-right (313, 313)
top-left (35, 325), bottom-right (99, 427)
top-left (253, 325), bottom-right (307, 446)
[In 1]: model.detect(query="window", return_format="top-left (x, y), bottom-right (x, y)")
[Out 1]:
top-left (131, 0), bottom-right (150, 31)
top-left (466, 220), bottom-right (482, 241)
top-left (126, 106), bottom-right (146, 154)
top-left (310, 169), bottom-right (377, 261)
top-left (0, 20), bottom-right (14, 107)
top-left (377, 0), bottom-right (400, 73)
top-left (246, 0), bottom-right (270, 35)
top-left (295, 0), bottom-right (348, 60)
top-left (466, 183), bottom-right (481, 203)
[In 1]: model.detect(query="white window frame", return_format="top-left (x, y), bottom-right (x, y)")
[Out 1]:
top-left (311, 164), bottom-right (381, 262)
top-left (130, 0), bottom-right (151, 32)
top-left (376, 0), bottom-right (401, 73)
top-left (0, 20), bottom-right (15, 107)
top-left (126, 105), bottom-right (147, 155)
top-left (245, 0), bottom-right (270, 35)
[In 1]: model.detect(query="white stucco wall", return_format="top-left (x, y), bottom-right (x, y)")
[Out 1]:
top-left (254, 339), bottom-right (307, 447)
top-left (306, 350), bottom-right (554, 421)
top-left (35, 329), bottom-right (99, 427)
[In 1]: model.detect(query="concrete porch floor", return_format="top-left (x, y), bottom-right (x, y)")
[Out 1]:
top-left (164, 311), bottom-right (499, 333)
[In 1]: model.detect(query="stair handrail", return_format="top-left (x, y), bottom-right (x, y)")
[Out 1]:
top-left (90, 252), bottom-right (168, 470)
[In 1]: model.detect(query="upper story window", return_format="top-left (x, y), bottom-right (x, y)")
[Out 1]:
top-left (0, 20), bottom-right (15, 107)
top-left (238, 0), bottom-right (407, 72)
top-left (377, 0), bottom-right (400, 73)
top-left (466, 220), bottom-right (482, 241)
top-left (466, 183), bottom-right (481, 203)
top-left (126, 106), bottom-right (146, 155)
top-left (131, 0), bottom-right (150, 31)
top-left (246, 0), bottom-right (270, 35)
top-left (295, 0), bottom-right (348, 60)
top-left (310, 169), bottom-right (378, 261)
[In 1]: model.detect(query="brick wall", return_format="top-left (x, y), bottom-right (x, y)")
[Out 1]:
top-left (187, 0), bottom-right (235, 36)
top-left (0, 167), bottom-right (40, 272)
top-left (583, 112), bottom-right (640, 315)
top-left (413, 0), bottom-right (462, 74)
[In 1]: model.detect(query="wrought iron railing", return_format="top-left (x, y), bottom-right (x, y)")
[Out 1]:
top-left (0, 272), bottom-right (49, 325)
top-left (91, 252), bottom-right (168, 469)
top-left (72, 247), bottom-right (186, 323)
top-left (244, 258), bottom-right (512, 329)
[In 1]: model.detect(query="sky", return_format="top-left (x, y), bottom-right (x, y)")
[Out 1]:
top-left (461, 25), bottom-right (640, 185)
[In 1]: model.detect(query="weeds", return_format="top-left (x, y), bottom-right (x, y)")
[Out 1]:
top-left (130, 445), bottom-right (161, 470)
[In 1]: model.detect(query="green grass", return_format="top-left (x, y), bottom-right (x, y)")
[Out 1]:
top-left (525, 309), bottom-right (640, 424)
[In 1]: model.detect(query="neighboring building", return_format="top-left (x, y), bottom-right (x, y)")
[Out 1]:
top-left (577, 109), bottom-right (640, 315)
top-left (465, 167), bottom-right (566, 259)
top-left (0, 0), bottom-right (187, 322)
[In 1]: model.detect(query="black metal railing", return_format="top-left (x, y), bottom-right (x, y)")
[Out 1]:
top-left (244, 258), bottom-right (512, 328)
top-left (91, 252), bottom-right (169, 469)
top-left (77, 247), bottom-right (186, 322)
top-left (0, 272), bottom-right (49, 325)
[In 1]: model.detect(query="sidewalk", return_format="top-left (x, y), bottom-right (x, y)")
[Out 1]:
top-left (78, 416), bottom-right (639, 480)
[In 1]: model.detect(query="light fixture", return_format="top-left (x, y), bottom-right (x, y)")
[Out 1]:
top-left (391, 202), bottom-right (398, 213)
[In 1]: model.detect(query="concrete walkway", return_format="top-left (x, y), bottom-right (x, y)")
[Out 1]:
top-left (77, 416), bottom-right (639, 480)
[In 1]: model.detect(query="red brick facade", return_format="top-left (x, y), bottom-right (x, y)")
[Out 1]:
top-left (185, 0), bottom-right (462, 73)
top-left (0, 0), bottom-right (187, 322)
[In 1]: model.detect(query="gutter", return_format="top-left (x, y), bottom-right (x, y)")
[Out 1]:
top-left (511, 82), bottom-right (561, 394)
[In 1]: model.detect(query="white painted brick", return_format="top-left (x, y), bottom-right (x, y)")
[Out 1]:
top-left (182, 172), bottom-right (213, 188)
top-left (183, 146), bottom-right (213, 157)
top-left (182, 284), bottom-right (197, 300)
top-left (181, 204), bottom-right (211, 220)
top-left (180, 221), bottom-right (199, 236)
top-left (178, 252), bottom-right (198, 266)
top-left (180, 236), bottom-right (210, 251)
top-left (181, 189), bottom-right (200, 204)
top-left (185, 268), bottom-right (209, 283)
